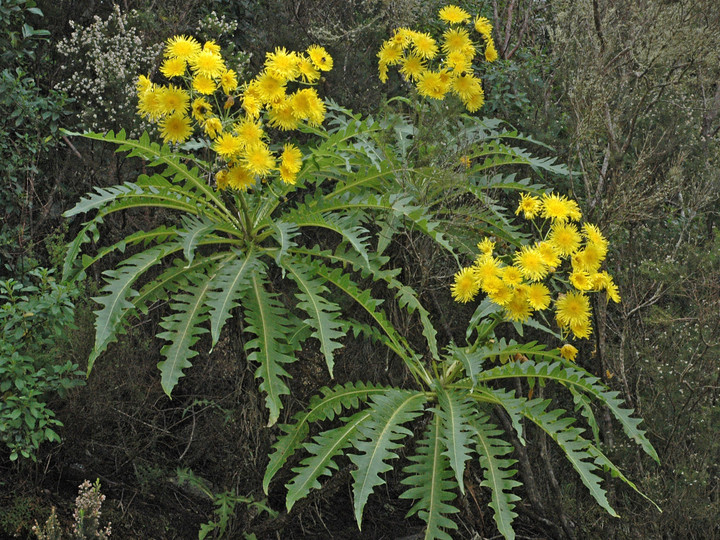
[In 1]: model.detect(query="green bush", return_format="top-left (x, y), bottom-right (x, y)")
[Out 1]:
top-left (0, 267), bottom-right (83, 461)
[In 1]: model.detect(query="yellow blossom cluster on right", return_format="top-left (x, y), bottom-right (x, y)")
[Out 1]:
top-left (377, 4), bottom-right (498, 112)
top-left (136, 35), bottom-right (332, 191)
top-left (451, 192), bottom-right (621, 340)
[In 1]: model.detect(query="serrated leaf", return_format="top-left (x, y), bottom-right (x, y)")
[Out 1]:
top-left (205, 248), bottom-right (260, 347)
top-left (286, 410), bottom-right (372, 511)
top-left (400, 412), bottom-right (459, 540)
top-left (156, 269), bottom-right (216, 395)
top-left (263, 381), bottom-right (387, 494)
top-left (243, 272), bottom-right (296, 426)
top-left (473, 415), bottom-right (521, 540)
top-left (435, 387), bottom-right (476, 493)
top-left (282, 256), bottom-right (344, 376)
top-left (349, 390), bottom-right (427, 529)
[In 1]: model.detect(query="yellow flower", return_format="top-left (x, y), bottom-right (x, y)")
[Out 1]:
top-left (243, 143), bottom-right (276, 176)
top-left (416, 70), bottom-right (450, 100)
top-left (268, 98), bottom-right (299, 131)
top-left (226, 164), bottom-right (255, 191)
top-left (255, 71), bottom-right (286, 104)
top-left (189, 49), bottom-right (225, 78)
top-left (446, 50), bottom-right (473, 73)
top-left (136, 74), bottom-right (152, 93)
top-left (485, 39), bottom-right (499, 62)
top-left (159, 113), bottom-right (192, 144)
top-left (165, 35), bottom-right (201, 61)
top-left (516, 192), bottom-right (541, 219)
top-left (573, 244), bottom-right (605, 273)
top-left (203, 117), bottom-right (223, 138)
top-left (290, 88), bottom-right (325, 125)
top-left (160, 57), bottom-right (186, 79)
top-left (216, 169), bottom-right (228, 190)
top-left (442, 28), bottom-right (473, 55)
top-left (297, 55), bottom-right (320, 83)
top-left (474, 17), bottom-right (493, 40)
top-left (411, 32), bottom-right (439, 59)
top-left (501, 266), bottom-right (524, 288)
top-left (378, 42), bottom-right (404, 65)
top-left (537, 241), bottom-right (561, 269)
top-left (242, 93), bottom-right (262, 119)
top-left (234, 117), bottom-right (264, 149)
top-left (157, 85), bottom-right (190, 115)
top-left (220, 70), bottom-right (238, 94)
top-left (514, 245), bottom-right (548, 282)
top-left (452, 73), bottom-right (482, 102)
top-left (307, 45), bottom-right (333, 71)
top-left (191, 97), bottom-right (213, 121)
top-left (477, 238), bottom-right (495, 255)
top-left (560, 344), bottom-right (578, 362)
top-left (280, 143), bottom-right (303, 174)
top-left (400, 54), bottom-right (426, 81)
top-left (137, 86), bottom-right (163, 120)
top-left (488, 280), bottom-right (513, 306)
top-left (192, 74), bottom-right (217, 95)
top-left (451, 267), bottom-right (480, 303)
top-left (265, 47), bottom-right (299, 81)
top-left (569, 270), bottom-right (593, 291)
top-left (605, 279), bottom-right (621, 304)
top-left (463, 89), bottom-right (485, 112)
top-left (213, 132), bottom-right (242, 158)
top-left (439, 5), bottom-right (471, 24)
top-left (555, 291), bottom-right (591, 328)
top-left (582, 223), bottom-right (608, 252)
top-left (526, 283), bottom-right (551, 310)
top-left (541, 193), bottom-right (581, 222)
top-left (378, 61), bottom-right (389, 83)
top-left (548, 222), bottom-right (582, 256)
top-left (504, 289), bottom-right (532, 322)
top-left (570, 318), bottom-right (593, 339)
top-left (203, 40), bottom-right (221, 55)
top-left (474, 253), bottom-right (501, 285)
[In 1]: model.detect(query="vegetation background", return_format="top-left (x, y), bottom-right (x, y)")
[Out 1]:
top-left (1, 0), bottom-right (718, 538)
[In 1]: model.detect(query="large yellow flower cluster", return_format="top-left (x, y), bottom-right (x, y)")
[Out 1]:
top-left (378, 4), bottom-right (497, 112)
top-left (451, 192), bottom-right (621, 340)
top-left (136, 36), bottom-right (332, 190)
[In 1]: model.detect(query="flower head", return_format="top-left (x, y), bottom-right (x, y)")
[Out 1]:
top-left (307, 45), bottom-right (333, 71)
top-left (160, 113), bottom-right (192, 144)
top-left (560, 344), bottom-right (578, 362)
top-left (439, 5), bottom-right (471, 24)
top-left (451, 267), bottom-right (480, 303)
top-left (165, 35), bottom-right (201, 61)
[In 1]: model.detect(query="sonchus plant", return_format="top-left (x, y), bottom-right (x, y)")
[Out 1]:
top-left (62, 36), bottom-right (451, 426)
top-left (63, 6), bottom-right (659, 540)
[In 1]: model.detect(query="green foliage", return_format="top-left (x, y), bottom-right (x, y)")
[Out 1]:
top-left (0, 267), bottom-right (83, 461)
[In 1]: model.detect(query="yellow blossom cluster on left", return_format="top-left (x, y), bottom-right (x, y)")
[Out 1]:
top-left (451, 192), bottom-right (621, 341)
top-left (377, 4), bottom-right (498, 112)
top-left (136, 35), bottom-right (332, 191)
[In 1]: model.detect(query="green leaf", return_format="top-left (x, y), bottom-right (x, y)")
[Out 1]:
top-left (89, 243), bottom-right (173, 373)
top-left (263, 381), bottom-right (387, 494)
top-left (286, 410), bottom-right (372, 511)
top-left (282, 256), bottom-right (344, 376)
top-left (178, 215), bottom-right (218, 266)
top-left (243, 272), bottom-right (296, 426)
top-left (476, 360), bottom-right (658, 462)
top-left (156, 269), bottom-right (216, 396)
top-left (523, 399), bottom-right (618, 517)
top-left (205, 248), bottom-right (260, 347)
top-left (472, 414), bottom-right (521, 540)
top-left (349, 390), bottom-right (426, 529)
top-left (400, 412), bottom-right (459, 540)
top-left (435, 387), bottom-right (476, 493)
